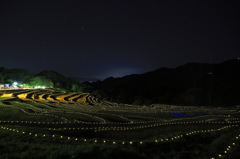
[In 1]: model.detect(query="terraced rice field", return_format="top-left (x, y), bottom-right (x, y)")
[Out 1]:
top-left (0, 89), bottom-right (240, 159)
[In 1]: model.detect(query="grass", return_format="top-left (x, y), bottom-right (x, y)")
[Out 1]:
top-left (0, 125), bottom-right (239, 159)
top-left (0, 89), bottom-right (240, 158)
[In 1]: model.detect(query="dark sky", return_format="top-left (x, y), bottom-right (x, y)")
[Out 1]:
top-left (1, 0), bottom-right (239, 80)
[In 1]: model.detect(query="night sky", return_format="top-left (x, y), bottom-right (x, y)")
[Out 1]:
top-left (1, 0), bottom-right (239, 81)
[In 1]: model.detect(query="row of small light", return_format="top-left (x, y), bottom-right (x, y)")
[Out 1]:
top-left (0, 125), bottom-right (237, 146)
top-left (1, 107), bottom-right (239, 133)
top-left (225, 118), bottom-right (240, 123)
top-left (211, 134), bottom-right (240, 159)
top-left (2, 122), bottom-right (236, 137)
top-left (94, 122), bottom-right (233, 132)
top-left (0, 119), bottom-right (236, 132)
top-left (1, 104), bottom-right (239, 126)
top-left (0, 119), bottom-right (233, 126)
top-left (46, 124), bottom-right (234, 132)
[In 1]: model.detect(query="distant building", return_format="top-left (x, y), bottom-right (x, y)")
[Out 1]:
top-left (0, 83), bottom-right (10, 89)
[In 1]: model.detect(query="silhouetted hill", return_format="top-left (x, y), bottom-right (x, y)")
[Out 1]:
top-left (91, 59), bottom-right (240, 106)
top-left (37, 70), bottom-right (80, 90)
top-left (69, 76), bottom-right (101, 83)
top-left (1, 59), bottom-right (240, 106)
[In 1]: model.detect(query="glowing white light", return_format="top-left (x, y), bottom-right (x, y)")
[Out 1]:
top-left (13, 82), bottom-right (18, 86)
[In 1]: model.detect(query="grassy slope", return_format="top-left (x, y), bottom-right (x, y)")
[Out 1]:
top-left (0, 89), bottom-right (240, 159)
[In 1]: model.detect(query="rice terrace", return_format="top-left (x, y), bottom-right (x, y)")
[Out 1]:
top-left (0, 88), bottom-right (240, 159)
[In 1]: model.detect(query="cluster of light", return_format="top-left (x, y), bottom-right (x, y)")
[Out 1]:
top-left (36, 86), bottom-right (45, 89)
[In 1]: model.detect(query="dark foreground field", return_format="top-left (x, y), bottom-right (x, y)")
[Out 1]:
top-left (0, 89), bottom-right (240, 159)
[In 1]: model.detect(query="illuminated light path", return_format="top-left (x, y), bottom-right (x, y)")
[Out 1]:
top-left (1, 89), bottom-right (240, 158)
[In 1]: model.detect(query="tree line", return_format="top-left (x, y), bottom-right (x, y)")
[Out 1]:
top-left (0, 67), bottom-right (95, 93)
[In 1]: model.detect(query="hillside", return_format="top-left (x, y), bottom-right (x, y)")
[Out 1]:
top-left (1, 59), bottom-right (240, 106)
top-left (91, 59), bottom-right (240, 106)
top-left (37, 70), bottom-right (80, 90)
top-left (0, 87), bottom-right (240, 159)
